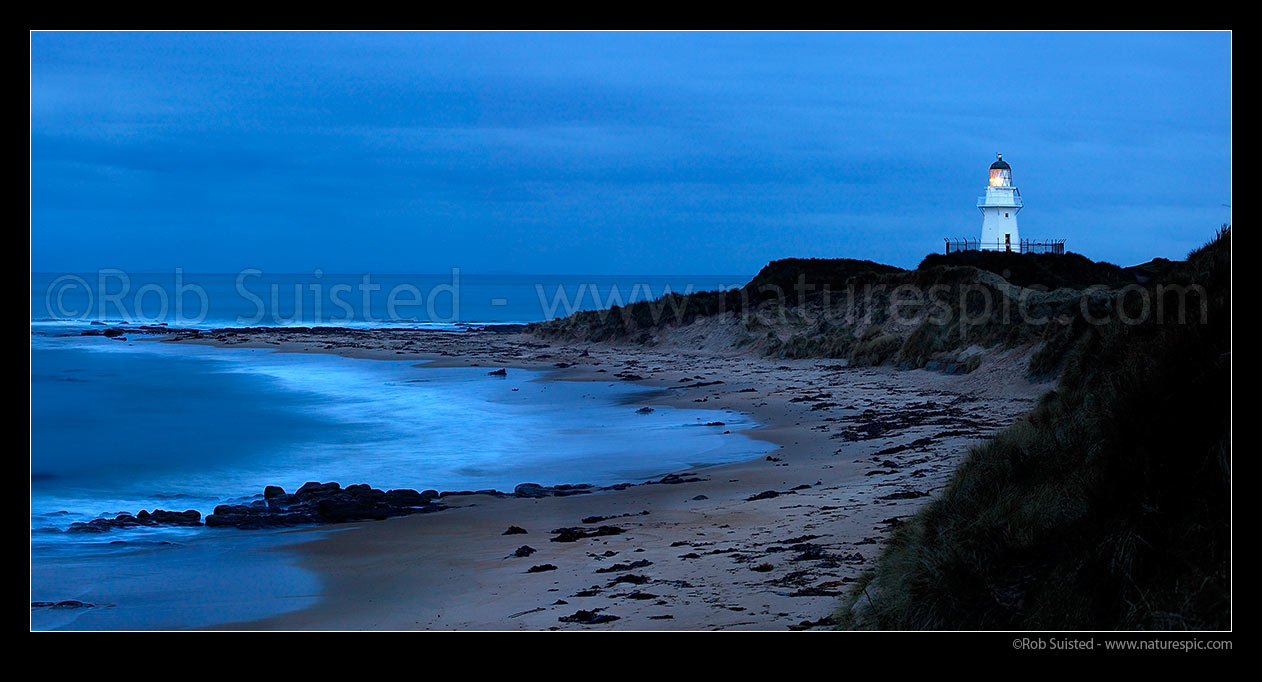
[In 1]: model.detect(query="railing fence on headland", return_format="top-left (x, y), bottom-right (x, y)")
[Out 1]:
top-left (943, 238), bottom-right (1066, 255)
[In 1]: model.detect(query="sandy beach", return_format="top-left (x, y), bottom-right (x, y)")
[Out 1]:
top-left (150, 327), bottom-right (1048, 630)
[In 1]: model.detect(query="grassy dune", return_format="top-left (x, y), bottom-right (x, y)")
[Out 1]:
top-left (840, 228), bottom-right (1230, 629)
top-left (532, 251), bottom-right (1132, 377)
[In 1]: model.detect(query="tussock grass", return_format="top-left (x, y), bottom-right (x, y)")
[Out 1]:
top-left (917, 250), bottom-right (1130, 290)
top-left (840, 227), bottom-right (1231, 630)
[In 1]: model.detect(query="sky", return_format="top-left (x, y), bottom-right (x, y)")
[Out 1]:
top-left (30, 31), bottom-right (1231, 275)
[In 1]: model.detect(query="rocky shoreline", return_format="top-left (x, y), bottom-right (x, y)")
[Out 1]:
top-left (64, 474), bottom-right (711, 533)
top-left (204, 482), bottom-right (445, 529)
top-left (67, 323), bottom-right (529, 346)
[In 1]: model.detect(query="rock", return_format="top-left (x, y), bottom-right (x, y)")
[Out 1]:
top-left (513, 483), bottom-right (548, 498)
top-left (610, 573), bottom-right (650, 585)
top-left (594, 560), bottom-right (652, 573)
top-left (437, 489), bottom-right (507, 499)
top-left (503, 525), bottom-right (529, 535)
top-left (558, 609), bottom-right (620, 625)
top-left (692, 495), bottom-right (709, 501)
top-left (527, 564), bottom-right (558, 573)
top-left (384, 488), bottom-right (433, 506)
top-left (487, 368), bottom-right (508, 376)
top-left (787, 616), bottom-right (836, 630)
top-left (67, 515), bottom-right (139, 533)
top-left (746, 490), bottom-right (781, 501)
top-left (635, 407), bottom-right (655, 414)
top-left (789, 543), bottom-right (838, 563)
top-left (294, 481), bottom-right (342, 500)
top-left (654, 473), bottom-right (703, 485)
top-left (315, 497), bottom-right (391, 523)
top-left (512, 545), bottom-right (537, 558)
top-left (777, 534), bottom-right (821, 544)
top-left (550, 526), bottom-right (625, 543)
top-left (752, 563), bottom-right (774, 572)
top-left (511, 483), bottom-right (594, 499)
top-left (67, 508), bottom-right (202, 532)
top-left (264, 485), bottom-right (286, 499)
top-left (550, 484), bottom-right (593, 497)
top-left (579, 511), bottom-right (647, 524)
top-left (31, 600), bottom-right (99, 609)
top-left (139, 509), bottom-right (201, 525)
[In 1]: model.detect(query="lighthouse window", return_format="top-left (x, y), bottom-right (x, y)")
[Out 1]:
top-left (1005, 212), bottom-right (1009, 218)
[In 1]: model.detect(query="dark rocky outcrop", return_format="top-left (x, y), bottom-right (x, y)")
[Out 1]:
top-left (438, 489), bottom-right (507, 498)
top-left (31, 600), bottom-right (104, 609)
top-left (204, 482), bottom-right (443, 529)
top-left (511, 482), bottom-right (595, 498)
top-left (67, 509), bottom-right (201, 533)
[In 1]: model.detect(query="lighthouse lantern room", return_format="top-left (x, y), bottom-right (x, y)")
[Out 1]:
top-left (977, 153), bottom-right (1022, 251)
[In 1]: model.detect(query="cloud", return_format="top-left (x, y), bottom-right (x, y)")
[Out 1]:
top-left (31, 31), bottom-right (1231, 273)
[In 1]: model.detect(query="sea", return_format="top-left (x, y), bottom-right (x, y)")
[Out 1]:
top-left (30, 272), bottom-right (772, 630)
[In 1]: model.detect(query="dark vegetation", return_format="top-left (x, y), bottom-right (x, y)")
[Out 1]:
top-left (841, 227), bottom-right (1230, 629)
top-left (917, 250), bottom-right (1130, 289)
top-left (530, 258), bottom-right (903, 344)
top-left (743, 257), bottom-right (904, 299)
top-left (531, 250), bottom-right (1145, 376)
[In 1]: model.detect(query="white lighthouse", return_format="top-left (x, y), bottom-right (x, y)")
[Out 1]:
top-left (977, 153), bottom-right (1022, 251)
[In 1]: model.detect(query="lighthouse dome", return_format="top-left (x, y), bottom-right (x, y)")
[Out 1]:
top-left (988, 154), bottom-right (1013, 187)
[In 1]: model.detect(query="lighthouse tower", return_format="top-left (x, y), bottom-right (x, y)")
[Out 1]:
top-left (977, 153), bottom-right (1022, 251)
